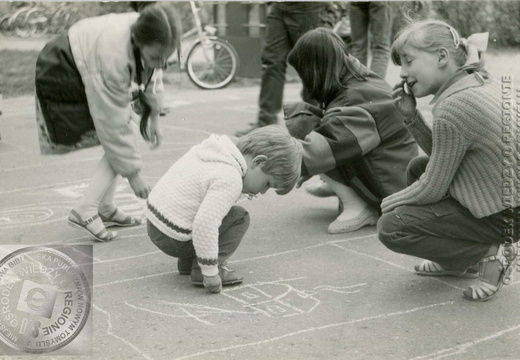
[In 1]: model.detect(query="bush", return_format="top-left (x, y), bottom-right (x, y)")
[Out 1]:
top-left (390, 0), bottom-right (520, 48)
top-left (0, 2), bottom-right (201, 38)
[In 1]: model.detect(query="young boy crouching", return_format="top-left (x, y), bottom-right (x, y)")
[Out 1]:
top-left (145, 125), bottom-right (303, 293)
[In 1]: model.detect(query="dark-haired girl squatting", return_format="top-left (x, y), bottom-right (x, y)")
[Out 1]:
top-left (35, 3), bottom-right (182, 242)
top-left (284, 28), bottom-right (418, 234)
top-left (378, 20), bottom-right (518, 301)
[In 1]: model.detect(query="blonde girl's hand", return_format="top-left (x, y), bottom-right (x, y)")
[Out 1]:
top-left (392, 80), bottom-right (417, 121)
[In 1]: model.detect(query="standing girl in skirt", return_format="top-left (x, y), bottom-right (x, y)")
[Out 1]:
top-left (378, 20), bottom-right (518, 301)
top-left (35, 3), bottom-right (181, 241)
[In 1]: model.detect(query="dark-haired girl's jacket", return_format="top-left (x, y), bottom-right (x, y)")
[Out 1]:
top-left (284, 71), bottom-right (418, 202)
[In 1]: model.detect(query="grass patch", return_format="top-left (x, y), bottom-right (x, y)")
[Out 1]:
top-left (0, 50), bottom-right (39, 98)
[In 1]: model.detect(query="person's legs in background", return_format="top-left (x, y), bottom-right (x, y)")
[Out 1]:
top-left (257, 7), bottom-right (292, 128)
top-left (236, 3), bottom-right (335, 137)
top-left (349, 2), bottom-right (369, 66)
top-left (368, 2), bottom-right (392, 78)
top-left (235, 6), bottom-right (290, 136)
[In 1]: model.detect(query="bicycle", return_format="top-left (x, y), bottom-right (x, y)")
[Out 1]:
top-left (170, 1), bottom-right (239, 90)
top-left (0, 3), bottom-right (78, 38)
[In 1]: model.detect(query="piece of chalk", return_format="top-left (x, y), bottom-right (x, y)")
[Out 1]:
top-left (403, 82), bottom-right (410, 94)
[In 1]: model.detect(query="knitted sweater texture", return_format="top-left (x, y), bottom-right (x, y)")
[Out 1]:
top-left (383, 74), bottom-right (517, 218)
top-left (145, 135), bottom-right (247, 276)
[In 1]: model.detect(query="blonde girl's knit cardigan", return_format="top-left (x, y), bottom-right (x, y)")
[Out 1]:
top-left (382, 74), bottom-right (517, 218)
top-left (145, 135), bottom-right (247, 277)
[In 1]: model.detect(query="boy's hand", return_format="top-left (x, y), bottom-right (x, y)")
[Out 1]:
top-left (203, 274), bottom-right (222, 293)
top-left (392, 81), bottom-right (417, 121)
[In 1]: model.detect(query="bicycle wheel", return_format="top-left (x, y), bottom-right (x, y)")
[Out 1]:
top-left (186, 38), bottom-right (239, 90)
top-left (0, 16), bottom-right (11, 34)
top-left (25, 8), bottom-right (48, 38)
top-left (12, 8), bottom-right (33, 38)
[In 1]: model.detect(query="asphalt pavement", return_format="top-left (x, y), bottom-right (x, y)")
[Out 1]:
top-left (0, 52), bottom-right (519, 360)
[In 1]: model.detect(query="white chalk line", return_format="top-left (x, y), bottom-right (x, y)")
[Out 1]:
top-left (2, 155), bottom-right (101, 173)
top-left (94, 270), bottom-right (176, 288)
top-left (329, 243), bottom-right (465, 291)
top-left (0, 140), bottom-right (28, 154)
top-left (0, 177), bottom-right (93, 196)
top-left (93, 250), bottom-right (159, 264)
top-left (93, 304), bottom-right (154, 360)
top-left (410, 323), bottom-right (520, 360)
top-left (125, 301), bottom-right (214, 326)
top-left (157, 300), bottom-right (255, 316)
top-left (162, 125), bottom-right (212, 136)
top-left (39, 229), bottom-right (147, 247)
top-left (0, 174), bottom-right (160, 197)
top-left (93, 235), bottom-right (376, 288)
top-left (231, 233), bottom-right (377, 265)
top-left (173, 301), bottom-right (454, 360)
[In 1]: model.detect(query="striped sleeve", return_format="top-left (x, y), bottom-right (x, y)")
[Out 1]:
top-left (300, 106), bottom-right (381, 176)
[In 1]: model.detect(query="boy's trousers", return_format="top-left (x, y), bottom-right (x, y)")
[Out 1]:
top-left (378, 156), bottom-right (509, 272)
top-left (147, 206), bottom-right (250, 269)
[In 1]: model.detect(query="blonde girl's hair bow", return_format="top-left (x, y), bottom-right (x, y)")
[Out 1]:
top-left (460, 32), bottom-right (489, 66)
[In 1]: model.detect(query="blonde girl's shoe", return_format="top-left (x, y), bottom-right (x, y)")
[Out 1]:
top-left (68, 209), bottom-right (118, 242)
top-left (463, 243), bottom-right (518, 302)
top-left (414, 260), bottom-right (479, 278)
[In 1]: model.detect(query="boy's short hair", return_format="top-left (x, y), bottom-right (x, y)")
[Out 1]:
top-left (236, 125), bottom-right (303, 195)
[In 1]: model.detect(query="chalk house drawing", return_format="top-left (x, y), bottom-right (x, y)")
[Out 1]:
top-left (125, 278), bottom-right (367, 326)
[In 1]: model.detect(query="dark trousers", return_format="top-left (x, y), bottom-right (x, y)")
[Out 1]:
top-left (258, 3), bottom-right (333, 126)
top-left (349, 2), bottom-right (392, 78)
top-left (378, 156), bottom-right (506, 272)
top-left (147, 206), bottom-right (250, 269)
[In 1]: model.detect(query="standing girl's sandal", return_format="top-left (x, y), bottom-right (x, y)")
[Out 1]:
top-left (99, 208), bottom-right (142, 228)
top-left (68, 209), bottom-right (118, 242)
top-left (463, 243), bottom-right (518, 302)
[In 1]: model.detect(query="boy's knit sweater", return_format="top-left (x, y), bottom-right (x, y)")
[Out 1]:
top-left (145, 135), bottom-right (247, 276)
top-left (382, 74), bottom-right (517, 218)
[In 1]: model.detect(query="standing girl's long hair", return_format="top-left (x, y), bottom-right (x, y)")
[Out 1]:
top-left (130, 2), bottom-right (181, 140)
top-left (287, 27), bottom-right (369, 107)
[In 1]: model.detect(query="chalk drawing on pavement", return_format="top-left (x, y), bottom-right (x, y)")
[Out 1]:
top-left (124, 278), bottom-right (367, 326)
top-left (0, 205), bottom-right (68, 229)
top-left (0, 182), bottom-right (143, 229)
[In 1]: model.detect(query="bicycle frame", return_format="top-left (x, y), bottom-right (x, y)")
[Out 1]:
top-left (171, 1), bottom-right (217, 69)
